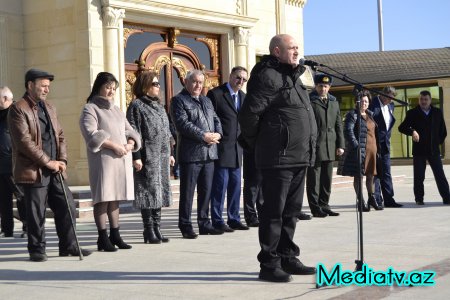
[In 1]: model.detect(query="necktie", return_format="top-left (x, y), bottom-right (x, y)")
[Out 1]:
top-left (233, 94), bottom-right (239, 111)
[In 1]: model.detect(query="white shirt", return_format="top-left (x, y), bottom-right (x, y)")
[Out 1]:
top-left (379, 98), bottom-right (392, 129)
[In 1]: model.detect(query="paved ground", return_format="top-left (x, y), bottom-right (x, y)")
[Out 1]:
top-left (1, 165), bottom-right (450, 300)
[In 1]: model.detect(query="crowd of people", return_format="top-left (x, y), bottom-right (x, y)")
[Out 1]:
top-left (1, 33), bottom-right (450, 282)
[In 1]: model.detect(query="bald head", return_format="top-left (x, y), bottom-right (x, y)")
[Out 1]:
top-left (0, 86), bottom-right (13, 110)
top-left (268, 34), bottom-right (299, 67)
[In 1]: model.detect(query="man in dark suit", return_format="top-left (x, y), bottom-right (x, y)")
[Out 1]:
top-left (305, 74), bottom-right (345, 218)
top-left (208, 66), bottom-right (249, 232)
top-left (369, 86), bottom-right (403, 208)
top-left (170, 69), bottom-right (224, 239)
top-left (398, 90), bottom-right (450, 205)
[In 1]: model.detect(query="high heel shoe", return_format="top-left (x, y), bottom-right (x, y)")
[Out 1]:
top-left (109, 227), bottom-right (132, 249)
top-left (368, 195), bottom-right (383, 210)
top-left (143, 226), bottom-right (161, 244)
top-left (97, 229), bottom-right (117, 252)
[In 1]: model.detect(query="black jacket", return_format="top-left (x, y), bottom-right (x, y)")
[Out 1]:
top-left (207, 83), bottom-right (244, 168)
top-left (398, 105), bottom-right (446, 156)
top-left (368, 97), bottom-right (396, 155)
top-left (338, 109), bottom-right (379, 176)
top-left (0, 107), bottom-right (12, 174)
top-left (238, 55), bottom-right (317, 169)
top-left (170, 88), bottom-right (223, 163)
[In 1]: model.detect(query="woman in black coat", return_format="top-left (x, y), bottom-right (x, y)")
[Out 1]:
top-left (339, 90), bottom-right (382, 211)
top-left (127, 71), bottom-right (175, 244)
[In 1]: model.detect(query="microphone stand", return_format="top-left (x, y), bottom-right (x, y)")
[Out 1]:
top-left (307, 64), bottom-right (408, 276)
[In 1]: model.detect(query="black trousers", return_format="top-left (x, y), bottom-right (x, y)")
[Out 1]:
top-left (22, 174), bottom-right (77, 254)
top-left (0, 174), bottom-right (26, 235)
top-left (258, 167), bottom-right (307, 269)
top-left (178, 161), bottom-right (214, 232)
top-left (413, 154), bottom-right (450, 202)
top-left (242, 150), bottom-right (262, 223)
top-left (306, 160), bottom-right (333, 213)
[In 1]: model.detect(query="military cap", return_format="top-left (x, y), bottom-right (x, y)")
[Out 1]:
top-left (314, 73), bottom-right (332, 85)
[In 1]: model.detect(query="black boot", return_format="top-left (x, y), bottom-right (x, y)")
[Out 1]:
top-left (357, 197), bottom-right (370, 212)
top-left (109, 227), bottom-right (132, 249)
top-left (152, 208), bottom-right (169, 243)
top-left (368, 194), bottom-right (383, 210)
top-left (142, 209), bottom-right (161, 244)
top-left (97, 229), bottom-right (117, 252)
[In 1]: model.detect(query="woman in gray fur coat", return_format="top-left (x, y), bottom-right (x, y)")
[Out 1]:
top-left (80, 72), bottom-right (141, 252)
top-left (127, 71), bottom-right (174, 244)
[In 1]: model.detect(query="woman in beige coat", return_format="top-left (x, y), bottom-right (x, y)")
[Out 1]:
top-left (80, 72), bottom-right (141, 252)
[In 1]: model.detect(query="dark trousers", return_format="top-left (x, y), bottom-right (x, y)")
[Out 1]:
top-left (178, 161), bottom-right (214, 232)
top-left (306, 160), bottom-right (333, 213)
top-left (243, 150), bottom-right (262, 223)
top-left (0, 174), bottom-right (26, 235)
top-left (374, 152), bottom-right (395, 205)
top-left (413, 154), bottom-right (450, 202)
top-left (258, 167), bottom-right (306, 269)
top-left (22, 174), bottom-right (76, 254)
top-left (210, 165), bottom-right (242, 226)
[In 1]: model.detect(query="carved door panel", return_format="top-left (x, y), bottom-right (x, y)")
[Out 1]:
top-left (124, 26), bottom-right (220, 110)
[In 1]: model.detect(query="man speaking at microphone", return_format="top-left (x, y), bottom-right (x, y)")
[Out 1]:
top-left (239, 34), bottom-right (317, 282)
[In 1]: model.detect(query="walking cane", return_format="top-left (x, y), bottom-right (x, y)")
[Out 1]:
top-left (58, 172), bottom-right (83, 260)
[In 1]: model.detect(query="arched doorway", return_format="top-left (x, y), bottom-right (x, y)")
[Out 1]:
top-left (124, 25), bottom-right (221, 110)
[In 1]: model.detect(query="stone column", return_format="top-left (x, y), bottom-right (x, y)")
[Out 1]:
top-left (101, 4), bottom-right (125, 107)
top-left (233, 27), bottom-right (250, 71)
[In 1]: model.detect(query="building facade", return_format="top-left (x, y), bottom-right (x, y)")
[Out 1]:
top-left (0, 0), bottom-right (308, 185)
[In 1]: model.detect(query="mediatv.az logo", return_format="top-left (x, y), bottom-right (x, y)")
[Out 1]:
top-left (317, 263), bottom-right (436, 286)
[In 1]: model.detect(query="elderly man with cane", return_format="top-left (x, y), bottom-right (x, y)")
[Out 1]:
top-left (8, 69), bottom-right (92, 262)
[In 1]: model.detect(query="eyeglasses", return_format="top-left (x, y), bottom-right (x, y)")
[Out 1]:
top-left (235, 76), bottom-right (247, 82)
top-left (151, 82), bottom-right (161, 87)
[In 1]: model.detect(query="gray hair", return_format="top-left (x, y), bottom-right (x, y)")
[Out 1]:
top-left (0, 86), bottom-right (13, 99)
top-left (185, 69), bottom-right (205, 82)
top-left (382, 86), bottom-right (396, 96)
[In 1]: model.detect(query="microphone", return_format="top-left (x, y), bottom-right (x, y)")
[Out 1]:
top-left (299, 58), bottom-right (324, 67)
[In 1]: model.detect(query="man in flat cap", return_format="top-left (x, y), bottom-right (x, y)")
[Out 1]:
top-left (304, 73), bottom-right (344, 218)
top-left (8, 68), bottom-right (92, 261)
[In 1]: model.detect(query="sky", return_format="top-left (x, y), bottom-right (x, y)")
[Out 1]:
top-left (303, 0), bottom-right (450, 55)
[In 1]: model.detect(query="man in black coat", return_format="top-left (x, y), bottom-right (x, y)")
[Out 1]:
top-left (170, 69), bottom-right (224, 239)
top-left (398, 90), bottom-right (450, 205)
top-left (208, 66), bottom-right (249, 232)
top-left (239, 34), bottom-right (317, 283)
top-left (369, 86), bottom-right (402, 208)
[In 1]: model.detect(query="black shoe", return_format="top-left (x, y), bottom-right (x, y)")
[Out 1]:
top-left (298, 212), bottom-right (313, 220)
top-left (30, 252), bottom-right (48, 262)
top-left (322, 208), bottom-right (340, 216)
top-left (415, 200), bottom-right (424, 205)
top-left (143, 227), bottom-right (161, 244)
top-left (229, 222), bottom-right (250, 230)
top-left (281, 258), bottom-right (316, 275)
top-left (246, 220), bottom-right (260, 227)
top-left (199, 226), bottom-right (224, 235)
top-left (215, 224), bottom-right (234, 233)
top-left (181, 230), bottom-right (198, 239)
top-left (110, 227), bottom-right (132, 249)
top-left (259, 267), bottom-right (293, 283)
top-left (154, 226), bottom-right (170, 243)
top-left (357, 201), bottom-right (370, 212)
top-left (368, 196), bottom-right (383, 211)
top-left (0, 232), bottom-right (13, 238)
top-left (384, 200), bottom-right (403, 207)
top-left (59, 247), bottom-right (93, 257)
